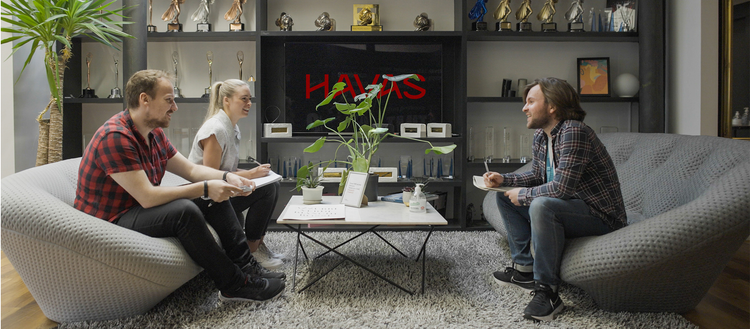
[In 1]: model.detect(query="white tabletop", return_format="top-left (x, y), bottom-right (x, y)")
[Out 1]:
top-left (277, 196), bottom-right (448, 226)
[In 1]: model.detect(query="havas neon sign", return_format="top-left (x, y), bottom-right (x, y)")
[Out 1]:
top-left (305, 74), bottom-right (427, 100)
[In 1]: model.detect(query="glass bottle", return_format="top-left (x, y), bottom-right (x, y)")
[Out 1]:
top-left (409, 183), bottom-right (427, 213)
top-left (485, 126), bottom-right (495, 163)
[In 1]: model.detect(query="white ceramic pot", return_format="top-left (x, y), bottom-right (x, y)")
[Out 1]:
top-left (613, 73), bottom-right (640, 97)
top-left (301, 185), bottom-right (324, 204)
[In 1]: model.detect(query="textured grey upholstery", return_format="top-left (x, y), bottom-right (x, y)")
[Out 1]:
top-left (483, 133), bottom-right (750, 313)
top-left (1, 158), bottom-right (220, 322)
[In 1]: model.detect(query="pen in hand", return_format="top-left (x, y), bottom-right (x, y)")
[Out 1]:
top-left (484, 159), bottom-right (490, 173)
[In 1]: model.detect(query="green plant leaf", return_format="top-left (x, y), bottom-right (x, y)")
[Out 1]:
top-left (425, 144), bottom-right (457, 155)
top-left (306, 117), bottom-right (335, 130)
top-left (337, 116), bottom-right (351, 132)
top-left (303, 137), bottom-right (327, 153)
top-left (334, 102), bottom-right (356, 114)
top-left (351, 157), bottom-right (369, 172)
top-left (382, 74), bottom-right (419, 82)
top-left (370, 127), bottom-right (388, 135)
top-left (316, 82), bottom-right (346, 108)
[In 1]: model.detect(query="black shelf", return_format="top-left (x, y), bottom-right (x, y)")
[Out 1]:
top-left (468, 96), bottom-right (639, 103)
top-left (146, 31), bottom-right (257, 42)
top-left (260, 31), bottom-right (462, 39)
top-left (465, 31), bottom-right (638, 42)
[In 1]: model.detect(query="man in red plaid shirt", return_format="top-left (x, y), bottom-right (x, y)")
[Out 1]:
top-left (75, 70), bottom-right (285, 302)
top-left (483, 78), bottom-right (627, 321)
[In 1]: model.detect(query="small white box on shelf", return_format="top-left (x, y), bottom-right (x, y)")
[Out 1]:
top-left (427, 123), bottom-right (452, 138)
top-left (318, 167), bottom-right (346, 182)
top-left (264, 123), bottom-right (292, 138)
top-left (400, 123), bottom-right (426, 138)
top-left (368, 167), bottom-right (398, 182)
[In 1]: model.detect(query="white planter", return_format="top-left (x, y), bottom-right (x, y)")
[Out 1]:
top-left (301, 185), bottom-right (325, 204)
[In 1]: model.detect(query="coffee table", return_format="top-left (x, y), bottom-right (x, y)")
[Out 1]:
top-left (277, 195), bottom-right (448, 295)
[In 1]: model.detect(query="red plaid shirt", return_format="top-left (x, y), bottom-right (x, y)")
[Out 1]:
top-left (75, 110), bottom-right (177, 222)
top-left (500, 120), bottom-right (627, 230)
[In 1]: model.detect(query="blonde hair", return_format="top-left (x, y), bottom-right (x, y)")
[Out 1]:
top-left (125, 69), bottom-right (175, 109)
top-left (205, 79), bottom-right (249, 122)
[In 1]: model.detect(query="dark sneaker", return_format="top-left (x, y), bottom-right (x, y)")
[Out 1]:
top-left (523, 283), bottom-right (564, 321)
top-left (493, 265), bottom-right (535, 292)
top-left (243, 258), bottom-right (286, 280)
top-left (219, 275), bottom-right (285, 302)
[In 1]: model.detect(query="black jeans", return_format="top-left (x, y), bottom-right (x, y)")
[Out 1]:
top-left (116, 198), bottom-right (251, 292)
top-left (230, 181), bottom-right (279, 241)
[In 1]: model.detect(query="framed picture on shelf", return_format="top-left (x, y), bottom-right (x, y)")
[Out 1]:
top-left (577, 57), bottom-right (611, 97)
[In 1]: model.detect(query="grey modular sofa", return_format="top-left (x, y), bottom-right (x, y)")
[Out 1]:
top-left (0, 157), bottom-right (219, 322)
top-left (483, 132), bottom-right (750, 313)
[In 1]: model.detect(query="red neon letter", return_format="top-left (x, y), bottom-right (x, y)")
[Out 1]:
top-left (306, 74), bottom-right (329, 99)
top-left (403, 74), bottom-right (426, 99)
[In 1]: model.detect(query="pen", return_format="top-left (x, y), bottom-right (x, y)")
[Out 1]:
top-left (484, 159), bottom-right (490, 173)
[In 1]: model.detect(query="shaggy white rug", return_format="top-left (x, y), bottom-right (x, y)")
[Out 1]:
top-left (58, 231), bottom-right (696, 328)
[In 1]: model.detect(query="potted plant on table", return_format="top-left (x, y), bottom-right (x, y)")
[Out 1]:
top-left (293, 161), bottom-right (331, 204)
top-left (1, 0), bottom-right (133, 165)
top-left (298, 74), bottom-right (456, 200)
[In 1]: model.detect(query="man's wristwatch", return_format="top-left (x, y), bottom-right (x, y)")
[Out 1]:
top-left (201, 180), bottom-right (210, 200)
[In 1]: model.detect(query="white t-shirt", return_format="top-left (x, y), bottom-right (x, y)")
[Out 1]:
top-left (187, 110), bottom-right (241, 172)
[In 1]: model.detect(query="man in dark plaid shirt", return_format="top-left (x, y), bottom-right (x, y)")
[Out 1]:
top-left (74, 70), bottom-right (285, 303)
top-left (483, 77), bottom-right (626, 321)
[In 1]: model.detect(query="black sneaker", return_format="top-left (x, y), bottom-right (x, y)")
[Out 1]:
top-left (242, 258), bottom-right (286, 280)
top-left (219, 275), bottom-right (285, 302)
top-left (523, 283), bottom-right (564, 321)
top-left (493, 265), bottom-right (535, 292)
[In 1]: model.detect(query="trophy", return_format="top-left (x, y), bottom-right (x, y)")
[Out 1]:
top-left (162, 0), bottom-right (185, 32)
top-left (191, 0), bottom-right (213, 32)
top-left (493, 0), bottom-right (513, 31)
top-left (80, 53), bottom-right (97, 98)
top-left (515, 0), bottom-right (533, 31)
top-left (202, 51), bottom-right (213, 98)
top-left (108, 55), bottom-right (122, 98)
top-left (147, 0), bottom-right (157, 32)
top-left (247, 75), bottom-right (255, 98)
top-left (537, 0), bottom-right (558, 32)
top-left (351, 4), bottom-right (382, 31)
top-left (275, 12), bottom-right (293, 31)
top-left (468, 0), bottom-right (488, 31)
top-left (413, 13), bottom-right (431, 31)
top-left (314, 12), bottom-right (335, 31)
top-left (171, 51), bottom-right (183, 98)
top-left (226, 0), bottom-right (246, 31)
top-left (237, 51), bottom-right (244, 80)
top-left (565, 0), bottom-right (585, 32)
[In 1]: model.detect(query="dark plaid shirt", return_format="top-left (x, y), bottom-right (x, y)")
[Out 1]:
top-left (500, 120), bottom-right (627, 230)
top-left (75, 110), bottom-right (177, 222)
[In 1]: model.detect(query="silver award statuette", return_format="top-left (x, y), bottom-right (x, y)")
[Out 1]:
top-left (226, 0), bottom-right (246, 31)
top-left (202, 51), bottom-right (213, 98)
top-left (565, 0), bottom-right (584, 32)
top-left (147, 0), bottom-right (157, 32)
top-left (315, 12), bottom-right (335, 31)
top-left (192, 0), bottom-right (213, 32)
top-left (515, 0), bottom-right (533, 32)
top-left (172, 51), bottom-right (183, 97)
top-left (494, 0), bottom-right (513, 31)
top-left (275, 12), bottom-right (294, 31)
top-left (537, 0), bottom-right (558, 32)
top-left (237, 51), bottom-right (244, 80)
top-left (80, 53), bottom-right (97, 98)
top-left (108, 55), bottom-right (122, 98)
top-left (413, 13), bottom-right (430, 31)
top-left (162, 0), bottom-right (185, 32)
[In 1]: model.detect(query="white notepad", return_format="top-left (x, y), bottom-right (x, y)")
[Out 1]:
top-left (282, 204), bottom-right (346, 220)
top-left (473, 175), bottom-right (512, 192)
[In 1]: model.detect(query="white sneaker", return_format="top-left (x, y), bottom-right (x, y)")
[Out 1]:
top-left (259, 242), bottom-right (287, 260)
top-left (252, 249), bottom-right (283, 270)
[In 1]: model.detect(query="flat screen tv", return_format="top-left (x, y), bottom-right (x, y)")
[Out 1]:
top-left (283, 42), bottom-right (444, 135)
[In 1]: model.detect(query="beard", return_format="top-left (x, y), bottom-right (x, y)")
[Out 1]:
top-left (527, 113), bottom-right (553, 130)
top-left (144, 111), bottom-right (173, 129)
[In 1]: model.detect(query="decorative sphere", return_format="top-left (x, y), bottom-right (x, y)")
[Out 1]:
top-left (613, 73), bottom-right (640, 97)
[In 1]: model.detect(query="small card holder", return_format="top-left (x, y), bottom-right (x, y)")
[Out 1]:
top-left (427, 123), bottom-right (452, 138)
top-left (264, 123), bottom-right (292, 138)
top-left (400, 123), bottom-right (426, 138)
top-left (341, 171), bottom-right (369, 207)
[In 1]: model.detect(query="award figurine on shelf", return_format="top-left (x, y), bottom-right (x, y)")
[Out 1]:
top-left (162, 0), bottom-right (185, 32)
top-left (171, 51), bottom-right (183, 98)
top-left (80, 53), bottom-right (97, 98)
top-left (469, 0), bottom-right (488, 31)
top-left (275, 12), bottom-right (294, 31)
top-left (515, 0), bottom-right (533, 32)
top-left (108, 55), bottom-right (121, 98)
top-left (191, 0), bottom-right (213, 32)
top-left (225, 0), bottom-right (246, 31)
top-left (202, 51), bottom-right (213, 98)
top-left (237, 51), bottom-right (244, 80)
top-left (351, 4), bottom-right (382, 31)
top-left (247, 75), bottom-right (255, 97)
top-left (565, 0), bottom-right (584, 32)
top-left (537, 0), bottom-right (558, 32)
top-left (147, 0), bottom-right (157, 32)
top-left (413, 12), bottom-right (431, 31)
top-left (494, 0), bottom-right (512, 31)
top-left (315, 12), bottom-right (335, 31)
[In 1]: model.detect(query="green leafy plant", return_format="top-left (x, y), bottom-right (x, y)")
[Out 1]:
top-left (1, 0), bottom-right (133, 165)
top-left (293, 161), bottom-right (332, 191)
top-left (299, 74), bottom-right (456, 193)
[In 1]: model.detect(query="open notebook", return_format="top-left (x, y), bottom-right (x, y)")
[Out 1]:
top-left (473, 175), bottom-right (512, 192)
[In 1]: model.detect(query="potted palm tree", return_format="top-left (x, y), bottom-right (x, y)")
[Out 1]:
top-left (1, 0), bottom-right (132, 165)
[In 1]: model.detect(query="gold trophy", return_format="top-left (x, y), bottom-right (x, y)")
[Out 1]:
top-left (162, 0), bottom-right (185, 32)
top-left (225, 0), bottom-right (246, 31)
top-left (515, 0), bottom-right (533, 32)
top-left (351, 4), bottom-right (382, 31)
top-left (494, 0), bottom-right (513, 31)
top-left (237, 51), bottom-right (244, 80)
top-left (202, 51), bottom-right (213, 98)
top-left (147, 0), bottom-right (157, 32)
top-left (537, 0), bottom-right (558, 32)
top-left (80, 53), bottom-right (97, 98)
